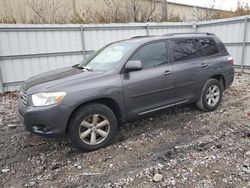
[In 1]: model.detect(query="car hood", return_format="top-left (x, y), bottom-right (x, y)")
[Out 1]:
top-left (22, 66), bottom-right (102, 91)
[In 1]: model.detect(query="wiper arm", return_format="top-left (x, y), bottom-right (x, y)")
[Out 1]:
top-left (82, 66), bottom-right (93, 71)
top-left (72, 64), bottom-right (81, 69)
top-left (72, 64), bottom-right (93, 71)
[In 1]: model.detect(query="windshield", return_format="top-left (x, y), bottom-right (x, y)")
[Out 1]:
top-left (79, 41), bottom-right (136, 71)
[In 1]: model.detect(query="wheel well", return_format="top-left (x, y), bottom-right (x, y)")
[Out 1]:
top-left (210, 74), bottom-right (226, 89)
top-left (66, 98), bottom-right (123, 133)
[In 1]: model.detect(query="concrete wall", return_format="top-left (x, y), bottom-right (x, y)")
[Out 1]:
top-left (166, 2), bottom-right (222, 21)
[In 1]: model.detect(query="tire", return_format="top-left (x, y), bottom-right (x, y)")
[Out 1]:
top-left (196, 79), bottom-right (223, 112)
top-left (68, 103), bottom-right (118, 152)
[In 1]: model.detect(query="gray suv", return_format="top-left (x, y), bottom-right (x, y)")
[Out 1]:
top-left (18, 33), bottom-right (234, 151)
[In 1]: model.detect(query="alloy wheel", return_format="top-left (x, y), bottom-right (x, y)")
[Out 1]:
top-left (79, 114), bottom-right (110, 145)
top-left (206, 85), bottom-right (220, 107)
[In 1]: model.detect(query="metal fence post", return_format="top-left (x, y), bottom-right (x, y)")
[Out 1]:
top-left (0, 65), bottom-right (4, 93)
top-left (192, 22), bottom-right (197, 32)
top-left (240, 17), bottom-right (248, 73)
top-left (146, 24), bottom-right (150, 36)
top-left (80, 25), bottom-right (86, 58)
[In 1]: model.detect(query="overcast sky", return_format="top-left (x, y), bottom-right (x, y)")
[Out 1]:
top-left (169, 0), bottom-right (250, 10)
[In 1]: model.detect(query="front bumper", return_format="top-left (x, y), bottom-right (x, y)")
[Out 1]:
top-left (18, 98), bottom-right (70, 138)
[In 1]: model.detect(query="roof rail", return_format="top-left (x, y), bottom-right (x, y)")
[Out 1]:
top-left (163, 32), bottom-right (215, 36)
top-left (130, 35), bottom-right (156, 39)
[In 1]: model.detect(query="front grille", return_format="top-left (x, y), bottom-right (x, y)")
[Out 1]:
top-left (20, 89), bottom-right (27, 107)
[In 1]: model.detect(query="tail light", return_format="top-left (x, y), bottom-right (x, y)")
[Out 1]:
top-left (228, 57), bottom-right (234, 65)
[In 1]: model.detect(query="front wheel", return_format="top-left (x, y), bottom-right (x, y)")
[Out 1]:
top-left (68, 103), bottom-right (118, 151)
top-left (196, 79), bottom-right (223, 112)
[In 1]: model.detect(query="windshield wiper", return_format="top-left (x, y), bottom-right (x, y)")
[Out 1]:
top-left (72, 64), bottom-right (92, 71)
top-left (82, 66), bottom-right (93, 71)
top-left (72, 64), bottom-right (81, 69)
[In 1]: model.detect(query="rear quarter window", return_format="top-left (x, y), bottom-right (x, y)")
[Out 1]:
top-left (199, 38), bottom-right (219, 56)
top-left (213, 37), bottom-right (229, 55)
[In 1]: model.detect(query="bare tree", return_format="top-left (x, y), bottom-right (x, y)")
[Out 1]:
top-left (0, 0), bottom-right (183, 24)
top-left (143, 0), bottom-right (158, 22)
top-left (0, 0), bottom-right (17, 23)
top-left (127, 0), bottom-right (157, 22)
top-left (211, 0), bottom-right (216, 9)
top-left (91, 0), bottom-right (158, 23)
top-left (72, 0), bottom-right (77, 19)
top-left (27, 0), bottom-right (72, 24)
top-left (162, 0), bottom-right (168, 21)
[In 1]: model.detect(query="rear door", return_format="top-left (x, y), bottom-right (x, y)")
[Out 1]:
top-left (121, 41), bottom-right (175, 119)
top-left (198, 37), bottom-right (221, 70)
top-left (196, 38), bottom-right (224, 87)
top-left (169, 38), bottom-right (206, 102)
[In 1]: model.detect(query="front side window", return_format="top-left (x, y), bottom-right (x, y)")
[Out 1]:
top-left (170, 39), bottom-right (202, 62)
top-left (130, 41), bottom-right (169, 69)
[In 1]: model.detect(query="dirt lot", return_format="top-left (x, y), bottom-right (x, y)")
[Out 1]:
top-left (0, 72), bottom-right (250, 188)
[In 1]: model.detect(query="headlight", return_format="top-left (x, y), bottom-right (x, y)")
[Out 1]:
top-left (32, 92), bottom-right (67, 107)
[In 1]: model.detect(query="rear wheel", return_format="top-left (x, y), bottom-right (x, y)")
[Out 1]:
top-left (68, 103), bottom-right (118, 151)
top-left (196, 79), bottom-right (223, 111)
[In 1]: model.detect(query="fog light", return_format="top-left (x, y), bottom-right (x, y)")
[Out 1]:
top-left (32, 125), bottom-right (51, 133)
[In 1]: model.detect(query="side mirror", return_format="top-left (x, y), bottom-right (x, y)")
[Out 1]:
top-left (125, 60), bottom-right (142, 72)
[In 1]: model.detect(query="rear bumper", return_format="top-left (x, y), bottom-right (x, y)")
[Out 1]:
top-left (224, 67), bottom-right (234, 90)
top-left (18, 98), bottom-right (71, 138)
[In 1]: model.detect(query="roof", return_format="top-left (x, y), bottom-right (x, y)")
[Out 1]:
top-left (124, 32), bottom-right (216, 44)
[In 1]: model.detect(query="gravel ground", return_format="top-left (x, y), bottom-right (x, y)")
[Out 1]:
top-left (0, 72), bottom-right (250, 188)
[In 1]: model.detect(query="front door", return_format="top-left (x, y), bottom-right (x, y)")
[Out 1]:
top-left (121, 41), bottom-right (175, 119)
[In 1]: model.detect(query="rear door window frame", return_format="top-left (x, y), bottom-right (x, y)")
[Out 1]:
top-left (169, 37), bottom-right (205, 63)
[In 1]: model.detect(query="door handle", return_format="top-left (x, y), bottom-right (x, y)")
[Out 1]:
top-left (201, 63), bottom-right (208, 68)
top-left (164, 70), bottom-right (172, 76)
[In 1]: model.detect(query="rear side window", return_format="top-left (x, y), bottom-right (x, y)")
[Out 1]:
top-left (130, 41), bottom-right (169, 69)
top-left (213, 37), bottom-right (228, 55)
top-left (170, 39), bottom-right (202, 62)
top-left (199, 38), bottom-right (219, 56)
